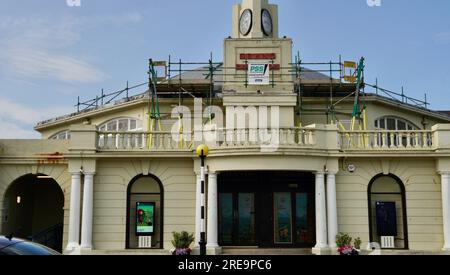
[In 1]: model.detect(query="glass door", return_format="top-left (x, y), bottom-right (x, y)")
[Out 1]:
top-left (274, 193), bottom-right (293, 244)
top-left (272, 192), bottom-right (314, 247)
top-left (219, 193), bottom-right (233, 244)
top-left (219, 193), bottom-right (256, 246)
top-left (238, 193), bottom-right (255, 244)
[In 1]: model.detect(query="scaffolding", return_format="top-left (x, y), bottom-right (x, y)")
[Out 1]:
top-left (74, 53), bottom-right (431, 132)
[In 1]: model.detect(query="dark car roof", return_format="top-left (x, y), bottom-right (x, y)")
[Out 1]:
top-left (0, 236), bottom-right (23, 249)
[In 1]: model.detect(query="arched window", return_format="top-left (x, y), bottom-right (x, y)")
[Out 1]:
top-left (98, 118), bottom-right (143, 132)
top-left (368, 174), bottom-right (408, 250)
top-left (97, 118), bottom-right (143, 149)
top-left (49, 130), bottom-right (71, 140)
top-left (374, 116), bottom-right (419, 131)
top-left (126, 175), bottom-right (163, 249)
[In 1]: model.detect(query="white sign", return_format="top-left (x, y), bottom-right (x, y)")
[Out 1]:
top-left (248, 64), bottom-right (270, 85)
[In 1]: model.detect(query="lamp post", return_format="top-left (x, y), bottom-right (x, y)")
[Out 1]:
top-left (196, 144), bottom-right (209, 256)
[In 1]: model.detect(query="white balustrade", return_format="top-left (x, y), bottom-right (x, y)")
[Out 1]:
top-left (339, 130), bottom-right (434, 150)
top-left (97, 128), bottom-right (317, 151)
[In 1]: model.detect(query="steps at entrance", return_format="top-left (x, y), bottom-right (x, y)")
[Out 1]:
top-left (222, 247), bottom-right (313, 255)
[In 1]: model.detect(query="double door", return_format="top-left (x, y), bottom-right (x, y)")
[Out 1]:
top-left (219, 189), bottom-right (315, 247)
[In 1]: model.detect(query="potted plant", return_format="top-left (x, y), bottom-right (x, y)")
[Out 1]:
top-left (171, 231), bottom-right (195, 255)
top-left (336, 232), bottom-right (361, 256)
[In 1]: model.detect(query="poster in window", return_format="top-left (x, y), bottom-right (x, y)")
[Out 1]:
top-left (274, 193), bottom-right (292, 244)
top-left (136, 202), bottom-right (155, 236)
top-left (376, 201), bottom-right (397, 237)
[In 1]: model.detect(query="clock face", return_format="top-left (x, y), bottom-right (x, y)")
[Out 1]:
top-left (261, 9), bottom-right (273, 36)
top-left (239, 9), bottom-right (252, 36)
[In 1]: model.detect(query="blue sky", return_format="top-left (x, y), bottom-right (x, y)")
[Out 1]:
top-left (0, 0), bottom-right (449, 138)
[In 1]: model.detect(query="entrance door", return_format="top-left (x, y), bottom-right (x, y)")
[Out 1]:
top-left (271, 192), bottom-right (314, 247)
top-left (218, 171), bottom-right (315, 248)
top-left (219, 193), bottom-right (256, 246)
top-left (273, 193), bottom-right (293, 244)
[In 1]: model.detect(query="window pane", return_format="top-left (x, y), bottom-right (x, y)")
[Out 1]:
top-left (296, 193), bottom-right (309, 243)
top-left (397, 120), bottom-right (406, 130)
top-left (375, 120), bottom-right (378, 128)
top-left (238, 193), bottom-right (255, 244)
top-left (219, 194), bottom-right (233, 244)
top-left (407, 125), bottom-right (413, 130)
top-left (107, 121), bottom-right (117, 131)
top-left (380, 119), bottom-right (386, 129)
top-left (99, 125), bottom-right (106, 131)
top-left (274, 192), bottom-right (292, 244)
top-left (130, 120), bottom-right (137, 130)
top-left (118, 119), bottom-right (128, 131)
top-left (387, 118), bottom-right (396, 130)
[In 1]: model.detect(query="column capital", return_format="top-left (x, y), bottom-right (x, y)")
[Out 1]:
top-left (326, 171), bottom-right (338, 176)
top-left (83, 172), bottom-right (96, 176)
top-left (439, 171), bottom-right (450, 176)
top-left (315, 171), bottom-right (325, 176)
top-left (71, 172), bottom-right (82, 177)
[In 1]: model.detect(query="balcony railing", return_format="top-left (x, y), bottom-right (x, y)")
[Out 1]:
top-left (96, 128), bottom-right (436, 152)
top-left (339, 130), bottom-right (434, 150)
top-left (96, 128), bottom-right (317, 151)
top-left (97, 131), bottom-right (193, 151)
top-left (205, 128), bottom-right (316, 148)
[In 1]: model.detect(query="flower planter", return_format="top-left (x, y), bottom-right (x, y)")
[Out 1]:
top-left (173, 248), bottom-right (192, 256)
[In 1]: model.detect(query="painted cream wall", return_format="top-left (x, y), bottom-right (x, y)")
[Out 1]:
top-left (223, 38), bottom-right (294, 93)
top-left (0, 164), bottom-right (70, 249)
top-left (92, 158), bottom-right (195, 250)
top-left (336, 158), bottom-right (443, 251)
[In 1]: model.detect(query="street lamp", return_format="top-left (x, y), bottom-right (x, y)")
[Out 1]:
top-left (196, 144), bottom-right (209, 256)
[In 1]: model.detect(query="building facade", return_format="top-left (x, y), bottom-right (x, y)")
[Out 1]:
top-left (1, 0), bottom-right (450, 255)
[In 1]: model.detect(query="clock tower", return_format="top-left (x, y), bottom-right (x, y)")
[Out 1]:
top-left (232, 0), bottom-right (279, 39)
top-left (223, 0), bottom-right (296, 128)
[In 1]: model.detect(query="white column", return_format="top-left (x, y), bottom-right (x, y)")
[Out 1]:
top-left (207, 173), bottom-right (219, 248)
top-left (195, 174), bottom-right (202, 246)
top-left (81, 172), bottom-right (95, 250)
top-left (315, 172), bottom-right (328, 248)
top-left (441, 172), bottom-right (450, 250)
top-left (66, 172), bottom-right (81, 250)
top-left (327, 172), bottom-right (338, 248)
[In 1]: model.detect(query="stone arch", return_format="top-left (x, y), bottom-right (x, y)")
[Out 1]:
top-left (1, 172), bottom-right (65, 252)
top-left (125, 173), bottom-right (164, 249)
top-left (367, 173), bottom-right (409, 249)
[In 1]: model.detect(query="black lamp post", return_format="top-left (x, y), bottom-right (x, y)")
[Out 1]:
top-left (196, 144), bottom-right (209, 255)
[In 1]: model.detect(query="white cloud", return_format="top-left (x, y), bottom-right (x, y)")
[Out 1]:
top-left (0, 119), bottom-right (38, 139)
top-left (0, 96), bottom-right (74, 139)
top-left (1, 47), bottom-right (108, 83)
top-left (88, 12), bottom-right (143, 25)
top-left (0, 97), bottom-right (72, 126)
top-left (0, 15), bottom-right (107, 84)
